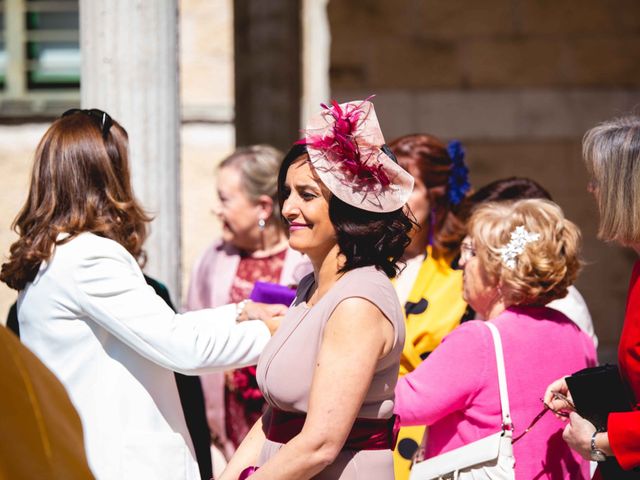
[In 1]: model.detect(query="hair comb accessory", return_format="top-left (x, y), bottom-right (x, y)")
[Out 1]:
top-left (446, 140), bottom-right (470, 205)
top-left (499, 225), bottom-right (540, 270)
top-left (297, 97), bottom-right (414, 212)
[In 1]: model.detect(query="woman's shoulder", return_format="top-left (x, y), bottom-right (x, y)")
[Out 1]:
top-left (331, 266), bottom-right (401, 319)
top-left (338, 266), bottom-right (395, 295)
top-left (55, 233), bottom-right (145, 281)
top-left (190, 239), bottom-right (240, 274)
top-left (195, 239), bottom-right (238, 263)
top-left (440, 319), bottom-right (492, 347)
top-left (41, 233), bottom-right (137, 284)
top-left (345, 265), bottom-right (393, 284)
top-left (56, 232), bottom-right (130, 260)
top-left (498, 305), bottom-right (583, 328)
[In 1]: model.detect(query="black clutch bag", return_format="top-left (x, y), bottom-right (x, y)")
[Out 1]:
top-left (566, 364), bottom-right (639, 479)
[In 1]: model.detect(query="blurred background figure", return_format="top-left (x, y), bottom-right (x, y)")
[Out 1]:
top-left (396, 198), bottom-right (596, 479)
top-left (0, 325), bottom-right (94, 479)
top-left (388, 133), bottom-right (471, 479)
top-left (461, 176), bottom-right (598, 349)
top-left (185, 145), bottom-right (311, 462)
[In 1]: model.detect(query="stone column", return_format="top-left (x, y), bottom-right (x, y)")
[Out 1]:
top-left (5, 0), bottom-right (26, 99)
top-left (301, 0), bottom-right (331, 125)
top-left (79, 0), bottom-right (181, 300)
top-left (234, 0), bottom-right (301, 151)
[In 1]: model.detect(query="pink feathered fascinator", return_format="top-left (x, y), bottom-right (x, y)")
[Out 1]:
top-left (298, 98), bottom-right (414, 213)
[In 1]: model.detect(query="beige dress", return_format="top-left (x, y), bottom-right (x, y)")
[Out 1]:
top-left (255, 266), bottom-right (405, 479)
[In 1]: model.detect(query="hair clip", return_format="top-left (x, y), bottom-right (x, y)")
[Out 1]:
top-left (499, 225), bottom-right (540, 270)
top-left (446, 140), bottom-right (470, 205)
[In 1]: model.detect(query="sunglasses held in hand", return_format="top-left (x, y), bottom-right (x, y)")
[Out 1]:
top-left (512, 392), bottom-right (575, 444)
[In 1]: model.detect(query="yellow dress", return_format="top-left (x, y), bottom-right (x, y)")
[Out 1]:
top-left (393, 246), bottom-right (469, 480)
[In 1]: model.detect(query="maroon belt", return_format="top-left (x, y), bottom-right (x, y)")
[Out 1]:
top-left (266, 408), bottom-right (400, 451)
top-left (238, 410), bottom-right (400, 478)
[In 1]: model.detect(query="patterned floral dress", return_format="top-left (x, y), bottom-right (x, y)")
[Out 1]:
top-left (225, 249), bottom-right (287, 447)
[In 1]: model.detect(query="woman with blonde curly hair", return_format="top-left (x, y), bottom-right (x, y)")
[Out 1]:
top-left (395, 198), bottom-right (596, 479)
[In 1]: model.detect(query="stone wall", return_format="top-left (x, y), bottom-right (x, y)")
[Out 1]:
top-left (1, 0), bottom-right (638, 361)
top-left (0, 123), bottom-right (231, 324)
top-left (0, 0), bottom-right (233, 322)
top-left (328, 0), bottom-right (640, 359)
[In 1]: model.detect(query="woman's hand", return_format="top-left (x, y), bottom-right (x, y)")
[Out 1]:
top-left (562, 412), bottom-right (597, 460)
top-left (238, 301), bottom-right (287, 334)
top-left (543, 376), bottom-right (575, 418)
top-left (562, 412), bottom-right (614, 460)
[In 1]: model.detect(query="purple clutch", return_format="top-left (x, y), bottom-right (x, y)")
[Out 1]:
top-left (249, 281), bottom-right (296, 306)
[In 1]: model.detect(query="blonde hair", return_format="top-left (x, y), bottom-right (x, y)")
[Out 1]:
top-left (468, 199), bottom-right (581, 306)
top-left (219, 144), bottom-right (284, 225)
top-left (583, 115), bottom-right (640, 245)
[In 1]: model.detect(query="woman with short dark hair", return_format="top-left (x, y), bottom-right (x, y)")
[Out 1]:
top-left (220, 99), bottom-right (414, 480)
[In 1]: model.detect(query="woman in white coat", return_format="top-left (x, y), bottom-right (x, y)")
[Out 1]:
top-left (0, 109), bottom-right (276, 480)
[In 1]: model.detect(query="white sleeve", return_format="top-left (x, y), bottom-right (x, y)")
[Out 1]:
top-left (72, 244), bottom-right (270, 374)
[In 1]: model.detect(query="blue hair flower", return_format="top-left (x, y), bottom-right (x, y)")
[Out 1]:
top-left (446, 140), bottom-right (470, 205)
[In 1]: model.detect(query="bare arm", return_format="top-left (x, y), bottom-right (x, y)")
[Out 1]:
top-left (246, 297), bottom-right (395, 480)
top-left (218, 412), bottom-right (269, 480)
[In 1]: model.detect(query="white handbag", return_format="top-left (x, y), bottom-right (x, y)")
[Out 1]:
top-left (409, 322), bottom-right (516, 480)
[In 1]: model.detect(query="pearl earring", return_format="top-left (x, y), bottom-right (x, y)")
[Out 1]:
top-left (258, 218), bottom-right (266, 231)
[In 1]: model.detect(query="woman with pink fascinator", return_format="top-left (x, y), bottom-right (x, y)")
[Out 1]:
top-left (218, 99), bottom-right (415, 480)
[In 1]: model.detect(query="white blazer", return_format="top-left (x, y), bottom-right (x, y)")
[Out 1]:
top-left (18, 233), bottom-right (270, 480)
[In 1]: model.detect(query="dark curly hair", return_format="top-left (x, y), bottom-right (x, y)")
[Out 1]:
top-left (277, 144), bottom-right (414, 278)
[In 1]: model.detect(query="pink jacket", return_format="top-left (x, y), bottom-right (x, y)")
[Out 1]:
top-left (185, 240), bottom-right (311, 454)
top-left (395, 306), bottom-right (597, 479)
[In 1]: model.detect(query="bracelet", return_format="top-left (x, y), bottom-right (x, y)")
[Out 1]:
top-left (590, 429), bottom-right (607, 462)
top-left (235, 299), bottom-right (249, 322)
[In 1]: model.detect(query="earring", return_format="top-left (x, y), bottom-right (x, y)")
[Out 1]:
top-left (258, 218), bottom-right (266, 231)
